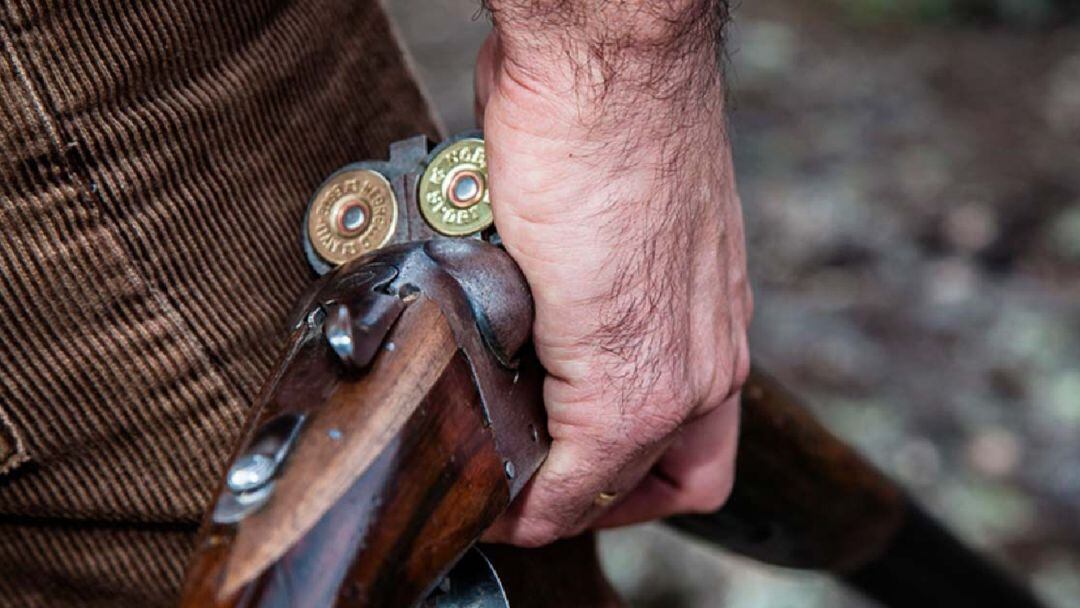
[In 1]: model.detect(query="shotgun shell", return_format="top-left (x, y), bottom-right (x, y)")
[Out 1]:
top-left (418, 137), bottom-right (493, 236)
top-left (306, 168), bottom-right (398, 266)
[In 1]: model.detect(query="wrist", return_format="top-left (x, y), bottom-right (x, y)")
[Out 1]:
top-left (485, 0), bottom-right (729, 104)
top-left (485, 0), bottom-right (724, 43)
top-left (487, 45), bottom-right (727, 155)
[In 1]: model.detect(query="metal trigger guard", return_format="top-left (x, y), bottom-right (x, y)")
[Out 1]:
top-left (427, 548), bottom-right (509, 608)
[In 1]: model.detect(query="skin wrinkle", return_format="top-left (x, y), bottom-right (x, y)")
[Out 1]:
top-left (479, 0), bottom-right (744, 546)
top-left (588, 125), bottom-right (722, 416)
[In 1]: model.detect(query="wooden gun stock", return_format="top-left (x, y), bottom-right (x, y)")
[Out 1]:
top-left (181, 241), bottom-right (547, 608)
top-left (183, 299), bottom-right (503, 607)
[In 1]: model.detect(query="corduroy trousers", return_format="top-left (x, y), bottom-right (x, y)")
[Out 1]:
top-left (0, 1), bottom-right (436, 604)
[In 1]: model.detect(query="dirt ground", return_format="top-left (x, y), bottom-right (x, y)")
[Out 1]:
top-left (384, 0), bottom-right (1080, 605)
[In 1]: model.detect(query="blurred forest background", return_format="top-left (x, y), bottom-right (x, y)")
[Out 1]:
top-left (383, 0), bottom-right (1080, 605)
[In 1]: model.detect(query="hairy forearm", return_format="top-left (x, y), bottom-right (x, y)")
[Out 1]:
top-left (482, 0), bottom-right (730, 137)
top-left (484, 0), bottom-right (729, 46)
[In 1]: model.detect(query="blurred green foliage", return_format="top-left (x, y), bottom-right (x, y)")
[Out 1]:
top-left (835, 0), bottom-right (1078, 26)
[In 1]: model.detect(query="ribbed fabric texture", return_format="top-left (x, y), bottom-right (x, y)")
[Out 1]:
top-left (0, 0), bottom-right (436, 605)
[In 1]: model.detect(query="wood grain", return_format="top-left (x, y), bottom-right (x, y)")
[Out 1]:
top-left (222, 298), bottom-right (458, 595)
top-left (181, 297), bottom-right (511, 607)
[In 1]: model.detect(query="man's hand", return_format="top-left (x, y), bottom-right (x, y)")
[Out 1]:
top-left (476, 0), bottom-right (751, 546)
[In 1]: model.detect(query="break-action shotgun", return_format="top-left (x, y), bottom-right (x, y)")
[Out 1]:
top-left (180, 133), bottom-right (1045, 608)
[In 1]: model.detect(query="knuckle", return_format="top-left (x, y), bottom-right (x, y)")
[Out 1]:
top-left (661, 377), bottom-right (699, 413)
top-left (701, 328), bottom-right (751, 408)
top-left (544, 464), bottom-right (595, 503)
top-left (731, 337), bottom-right (751, 393)
top-left (512, 516), bottom-right (565, 549)
top-left (743, 284), bottom-right (756, 326)
top-left (569, 383), bottom-right (692, 451)
top-left (634, 399), bottom-right (688, 443)
top-left (683, 473), bottom-right (735, 514)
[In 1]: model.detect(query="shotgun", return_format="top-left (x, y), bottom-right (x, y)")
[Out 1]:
top-left (180, 134), bottom-right (1044, 607)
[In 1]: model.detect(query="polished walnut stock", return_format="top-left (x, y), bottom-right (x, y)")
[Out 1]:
top-left (181, 240), bottom-right (547, 608)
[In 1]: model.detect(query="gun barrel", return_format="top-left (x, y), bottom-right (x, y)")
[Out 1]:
top-left (844, 501), bottom-right (1044, 607)
top-left (669, 369), bottom-right (1045, 608)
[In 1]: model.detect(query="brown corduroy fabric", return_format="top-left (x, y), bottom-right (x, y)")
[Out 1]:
top-left (0, 0), bottom-right (437, 605)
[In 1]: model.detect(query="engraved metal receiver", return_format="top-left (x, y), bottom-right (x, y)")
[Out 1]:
top-left (181, 133), bottom-right (547, 608)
